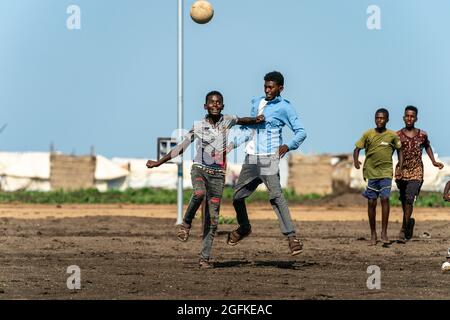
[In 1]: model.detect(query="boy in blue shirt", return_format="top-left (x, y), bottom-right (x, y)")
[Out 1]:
top-left (226, 71), bottom-right (307, 256)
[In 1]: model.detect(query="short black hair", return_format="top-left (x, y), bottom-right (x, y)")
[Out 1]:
top-left (405, 105), bottom-right (418, 115)
top-left (375, 108), bottom-right (389, 118)
top-left (205, 91), bottom-right (223, 104)
top-left (264, 71), bottom-right (284, 86)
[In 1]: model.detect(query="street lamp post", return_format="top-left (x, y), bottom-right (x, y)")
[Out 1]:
top-left (176, 0), bottom-right (184, 225)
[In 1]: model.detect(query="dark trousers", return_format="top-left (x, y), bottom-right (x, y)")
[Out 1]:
top-left (184, 164), bottom-right (225, 261)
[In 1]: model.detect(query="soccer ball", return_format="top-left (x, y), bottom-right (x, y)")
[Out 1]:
top-left (190, 1), bottom-right (214, 24)
top-left (441, 261), bottom-right (450, 273)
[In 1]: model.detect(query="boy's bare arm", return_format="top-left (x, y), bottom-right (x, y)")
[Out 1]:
top-left (146, 137), bottom-right (192, 169)
top-left (236, 115), bottom-right (265, 125)
top-left (353, 148), bottom-right (362, 169)
top-left (425, 144), bottom-right (444, 169)
top-left (395, 148), bottom-right (404, 179)
top-left (444, 181), bottom-right (450, 202)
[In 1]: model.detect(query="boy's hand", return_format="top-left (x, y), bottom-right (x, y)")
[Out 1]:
top-left (444, 193), bottom-right (450, 202)
top-left (395, 167), bottom-right (403, 180)
top-left (433, 161), bottom-right (444, 170)
top-left (354, 160), bottom-right (362, 169)
top-left (225, 143), bottom-right (234, 154)
top-left (255, 115), bottom-right (265, 123)
top-left (146, 160), bottom-right (160, 169)
top-left (211, 144), bottom-right (233, 163)
top-left (277, 145), bottom-right (289, 158)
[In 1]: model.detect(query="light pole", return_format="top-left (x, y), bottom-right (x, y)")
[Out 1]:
top-left (176, 0), bottom-right (184, 225)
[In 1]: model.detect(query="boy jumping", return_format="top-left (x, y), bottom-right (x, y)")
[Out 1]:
top-left (146, 91), bottom-right (264, 269)
top-left (226, 71), bottom-right (307, 256)
top-left (353, 108), bottom-right (403, 245)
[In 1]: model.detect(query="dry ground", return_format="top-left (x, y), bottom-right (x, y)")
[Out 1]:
top-left (0, 203), bottom-right (450, 299)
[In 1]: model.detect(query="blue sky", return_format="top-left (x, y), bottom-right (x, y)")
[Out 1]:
top-left (1, 0), bottom-right (449, 159)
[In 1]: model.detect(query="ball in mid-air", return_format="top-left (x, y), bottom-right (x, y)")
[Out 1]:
top-left (442, 261), bottom-right (450, 273)
top-left (190, 1), bottom-right (214, 24)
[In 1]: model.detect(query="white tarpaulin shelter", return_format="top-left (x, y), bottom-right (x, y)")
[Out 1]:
top-left (94, 155), bottom-right (130, 192)
top-left (0, 152), bottom-right (129, 192)
top-left (112, 158), bottom-right (191, 190)
top-left (0, 152), bottom-right (51, 191)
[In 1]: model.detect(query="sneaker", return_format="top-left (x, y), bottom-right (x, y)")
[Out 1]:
top-left (176, 223), bottom-right (191, 242)
top-left (288, 236), bottom-right (303, 256)
top-left (199, 259), bottom-right (213, 269)
top-left (405, 218), bottom-right (415, 240)
top-left (227, 227), bottom-right (252, 246)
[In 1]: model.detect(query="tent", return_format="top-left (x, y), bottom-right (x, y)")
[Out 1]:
top-left (0, 152), bottom-right (128, 192)
top-left (0, 152), bottom-right (50, 191)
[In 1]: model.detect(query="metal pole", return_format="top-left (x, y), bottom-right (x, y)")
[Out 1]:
top-left (176, 0), bottom-right (184, 225)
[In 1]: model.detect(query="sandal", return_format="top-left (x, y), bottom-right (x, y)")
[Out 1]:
top-left (288, 236), bottom-right (303, 256)
top-left (227, 227), bottom-right (252, 246)
top-left (199, 259), bottom-right (213, 269)
top-left (176, 223), bottom-right (191, 242)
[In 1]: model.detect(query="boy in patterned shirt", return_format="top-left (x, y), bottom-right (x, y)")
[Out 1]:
top-left (395, 106), bottom-right (444, 243)
top-left (146, 91), bottom-right (264, 269)
top-left (353, 108), bottom-right (403, 245)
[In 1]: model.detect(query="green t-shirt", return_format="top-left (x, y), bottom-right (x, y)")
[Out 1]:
top-left (355, 128), bottom-right (402, 180)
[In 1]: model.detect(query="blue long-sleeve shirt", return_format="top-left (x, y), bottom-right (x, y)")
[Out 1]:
top-left (232, 95), bottom-right (307, 154)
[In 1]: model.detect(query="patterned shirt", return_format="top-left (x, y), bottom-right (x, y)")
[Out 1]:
top-left (185, 114), bottom-right (238, 170)
top-left (396, 128), bottom-right (430, 181)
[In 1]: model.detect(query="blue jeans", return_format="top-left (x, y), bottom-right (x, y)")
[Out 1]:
top-left (362, 178), bottom-right (392, 199)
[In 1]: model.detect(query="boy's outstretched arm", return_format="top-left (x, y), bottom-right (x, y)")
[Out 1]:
top-left (227, 125), bottom-right (253, 151)
top-left (425, 144), bottom-right (444, 169)
top-left (146, 137), bottom-right (192, 169)
top-left (282, 105), bottom-right (307, 158)
top-left (444, 181), bottom-right (450, 202)
top-left (395, 148), bottom-right (404, 179)
top-left (353, 147), bottom-right (362, 169)
top-left (236, 115), bottom-right (265, 125)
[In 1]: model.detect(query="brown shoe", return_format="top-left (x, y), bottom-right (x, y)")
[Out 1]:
top-left (288, 236), bottom-right (303, 256)
top-left (227, 227), bottom-right (252, 246)
top-left (199, 259), bottom-right (213, 269)
top-left (176, 223), bottom-right (191, 242)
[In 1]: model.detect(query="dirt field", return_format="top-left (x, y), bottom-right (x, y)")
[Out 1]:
top-left (0, 203), bottom-right (450, 300)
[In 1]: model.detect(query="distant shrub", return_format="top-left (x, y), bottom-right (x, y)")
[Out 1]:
top-left (0, 188), bottom-right (447, 207)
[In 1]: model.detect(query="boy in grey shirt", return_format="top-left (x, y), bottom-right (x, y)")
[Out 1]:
top-left (146, 91), bottom-right (264, 268)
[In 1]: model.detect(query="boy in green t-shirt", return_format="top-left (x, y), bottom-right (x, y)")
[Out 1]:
top-left (353, 108), bottom-right (404, 245)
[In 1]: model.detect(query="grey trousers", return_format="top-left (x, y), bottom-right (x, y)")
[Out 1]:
top-left (232, 154), bottom-right (297, 237)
